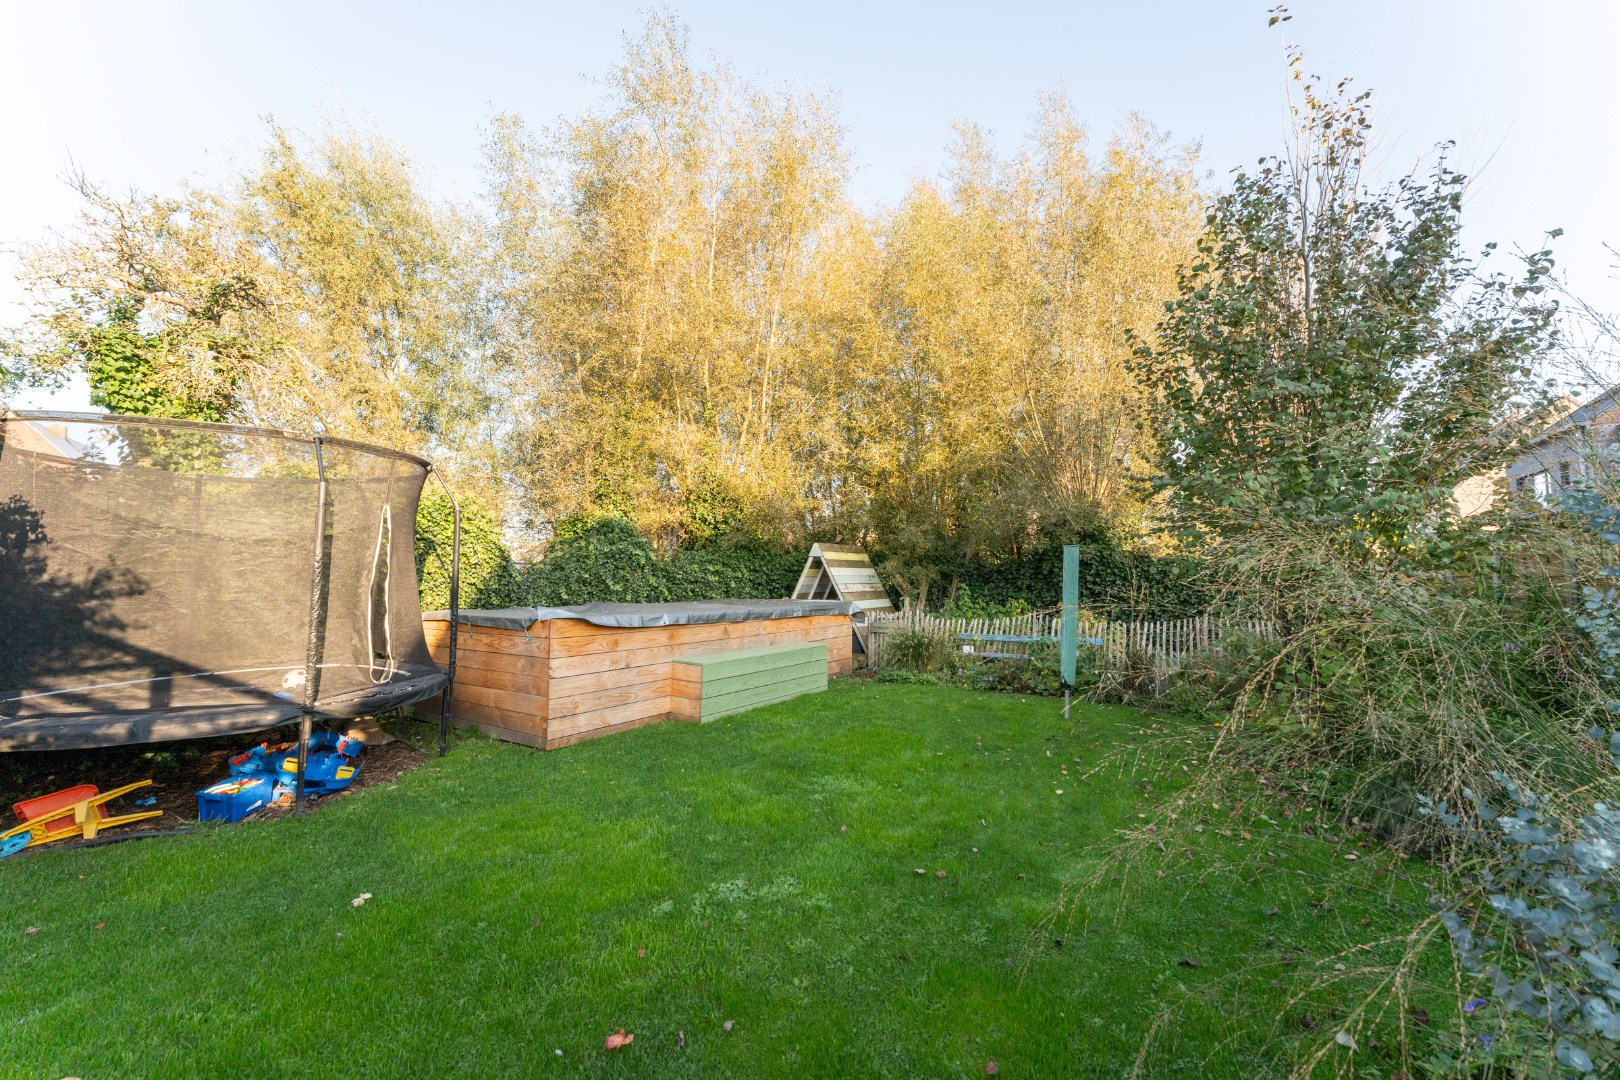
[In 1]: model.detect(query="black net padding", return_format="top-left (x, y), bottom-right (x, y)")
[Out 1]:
top-left (0, 413), bottom-right (447, 750)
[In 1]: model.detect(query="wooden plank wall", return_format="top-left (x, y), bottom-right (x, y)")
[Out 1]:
top-left (422, 621), bottom-right (551, 747)
top-left (422, 613), bottom-right (853, 750)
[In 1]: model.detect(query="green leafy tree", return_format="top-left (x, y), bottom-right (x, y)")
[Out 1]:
top-left (1131, 57), bottom-right (1559, 549)
top-left (78, 299), bottom-right (234, 421)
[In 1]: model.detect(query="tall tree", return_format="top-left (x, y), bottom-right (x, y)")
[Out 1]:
top-left (485, 9), bottom-right (870, 549)
top-left (9, 124), bottom-right (490, 459)
top-left (1130, 58), bottom-right (1559, 547)
top-left (862, 103), bottom-right (1202, 575)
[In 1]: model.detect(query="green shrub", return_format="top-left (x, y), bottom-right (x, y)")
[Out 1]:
top-left (522, 517), bottom-right (669, 605)
top-left (939, 584), bottom-right (1031, 622)
top-left (1420, 776), bottom-right (1620, 1076)
top-left (1166, 521), bottom-right (1607, 848)
top-left (415, 491), bottom-right (525, 610)
top-left (945, 525), bottom-right (1205, 619)
top-left (885, 629), bottom-right (956, 674)
top-left (981, 639), bottom-right (1064, 696)
top-left (517, 516), bottom-right (803, 607)
top-left (660, 543), bottom-right (802, 601)
top-left (1164, 630), bottom-right (1279, 717)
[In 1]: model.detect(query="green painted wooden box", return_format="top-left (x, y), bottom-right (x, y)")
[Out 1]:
top-left (670, 642), bottom-right (829, 722)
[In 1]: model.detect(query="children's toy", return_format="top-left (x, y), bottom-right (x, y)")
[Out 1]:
top-left (228, 741), bottom-right (295, 778)
top-left (196, 775), bottom-right (277, 823)
top-left (0, 781), bottom-right (163, 855)
top-left (215, 732), bottom-right (364, 811)
top-left (266, 732), bottom-right (364, 796)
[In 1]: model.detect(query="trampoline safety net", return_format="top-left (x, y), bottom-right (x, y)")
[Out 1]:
top-left (0, 412), bottom-right (448, 750)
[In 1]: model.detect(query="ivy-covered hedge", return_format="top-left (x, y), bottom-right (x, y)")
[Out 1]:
top-left (878, 526), bottom-right (1206, 620)
top-left (955, 532), bottom-right (1204, 618)
top-left (415, 505), bottom-right (1194, 619)
top-left (522, 517), bottom-right (801, 605)
top-left (414, 491), bottom-right (525, 611)
top-left (415, 511), bottom-right (803, 611)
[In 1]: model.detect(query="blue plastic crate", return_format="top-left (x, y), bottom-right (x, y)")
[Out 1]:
top-left (197, 775), bottom-right (277, 823)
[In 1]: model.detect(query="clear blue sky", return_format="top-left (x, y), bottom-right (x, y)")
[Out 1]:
top-left (4, 0), bottom-right (1617, 408)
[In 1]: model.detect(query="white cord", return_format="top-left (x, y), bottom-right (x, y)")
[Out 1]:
top-left (367, 503), bottom-right (397, 684)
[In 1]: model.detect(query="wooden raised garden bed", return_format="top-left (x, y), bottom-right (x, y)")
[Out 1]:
top-left (420, 601), bottom-right (854, 750)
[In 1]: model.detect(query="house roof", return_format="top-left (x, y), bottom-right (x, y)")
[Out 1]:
top-left (1526, 384), bottom-right (1620, 446)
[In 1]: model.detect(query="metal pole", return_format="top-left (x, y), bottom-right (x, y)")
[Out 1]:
top-left (1060, 544), bottom-right (1079, 721)
top-left (431, 468), bottom-right (461, 757)
top-left (297, 437), bottom-right (331, 813)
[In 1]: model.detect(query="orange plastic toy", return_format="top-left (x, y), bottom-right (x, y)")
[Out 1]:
top-left (1, 780), bottom-right (163, 852)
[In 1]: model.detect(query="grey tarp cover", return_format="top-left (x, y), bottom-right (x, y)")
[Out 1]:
top-left (1, 412), bottom-right (447, 751)
top-left (424, 598), bottom-right (859, 632)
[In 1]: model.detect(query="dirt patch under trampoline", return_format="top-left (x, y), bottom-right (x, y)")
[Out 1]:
top-left (0, 716), bottom-right (438, 849)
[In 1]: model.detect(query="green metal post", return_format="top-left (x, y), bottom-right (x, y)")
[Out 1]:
top-left (1061, 544), bottom-right (1078, 719)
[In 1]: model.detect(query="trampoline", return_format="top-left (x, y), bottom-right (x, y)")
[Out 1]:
top-left (0, 411), bottom-right (460, 769)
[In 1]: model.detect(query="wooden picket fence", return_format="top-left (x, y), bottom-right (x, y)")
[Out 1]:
top-left (864, 609), bottom-right (1273, 674)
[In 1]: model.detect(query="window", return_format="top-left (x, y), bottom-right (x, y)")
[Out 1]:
top-left (1530, 469), bottom-right (1553, 504)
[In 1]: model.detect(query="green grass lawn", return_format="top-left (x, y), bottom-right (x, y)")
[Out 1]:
top-left (0, 682), bottom-right (1437, 1078)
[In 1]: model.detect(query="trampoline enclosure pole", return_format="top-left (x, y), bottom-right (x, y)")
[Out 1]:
top-left (433, 468), bottom-right (461, 758)
top-left (297, 437), bottom-right (331, 813)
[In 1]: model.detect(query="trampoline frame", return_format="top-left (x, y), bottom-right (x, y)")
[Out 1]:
top-left (2, 411), bottom-right (462, 810)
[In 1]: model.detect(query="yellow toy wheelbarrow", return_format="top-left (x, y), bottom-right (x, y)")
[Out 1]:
top-left (0, 780), bottom-right (163, 857)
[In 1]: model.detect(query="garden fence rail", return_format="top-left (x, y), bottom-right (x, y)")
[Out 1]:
top-left (865, 610), bottom-right (1273, 674)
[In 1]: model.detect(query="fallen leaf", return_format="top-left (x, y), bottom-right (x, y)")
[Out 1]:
top-left (723, 1020), bottom-right (735, 1032)
top-left (986, 1062), bottom-right (999, 1075)
top-left (604, 1028), bottom-right (634, 1050)
top-left (94, 922), bottom-right (105, 931)
top-left (839, 824), bottom-right (847, 832)
top-left (637, 948), bottom-right (646, 958)
top-left (1334, 1030), bottom-right (1357, 1051)
top-left (351, 892), bottom-right (373, 908)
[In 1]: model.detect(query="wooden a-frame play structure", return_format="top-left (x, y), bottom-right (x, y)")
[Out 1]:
top-left (791, 544), bottom-right (893, 653)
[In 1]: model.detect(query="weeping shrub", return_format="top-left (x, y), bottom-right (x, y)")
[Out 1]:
top-left (1171, 520), bottom-right (1607, 847)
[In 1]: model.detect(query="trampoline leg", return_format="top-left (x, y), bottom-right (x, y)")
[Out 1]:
top-left (438, 687), bottom-right (449, 757)
top-left (295, 712), bottom-right (312, 813)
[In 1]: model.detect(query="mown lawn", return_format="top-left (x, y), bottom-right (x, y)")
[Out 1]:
top-left (0, 682), bottom-right (1434, 1077)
